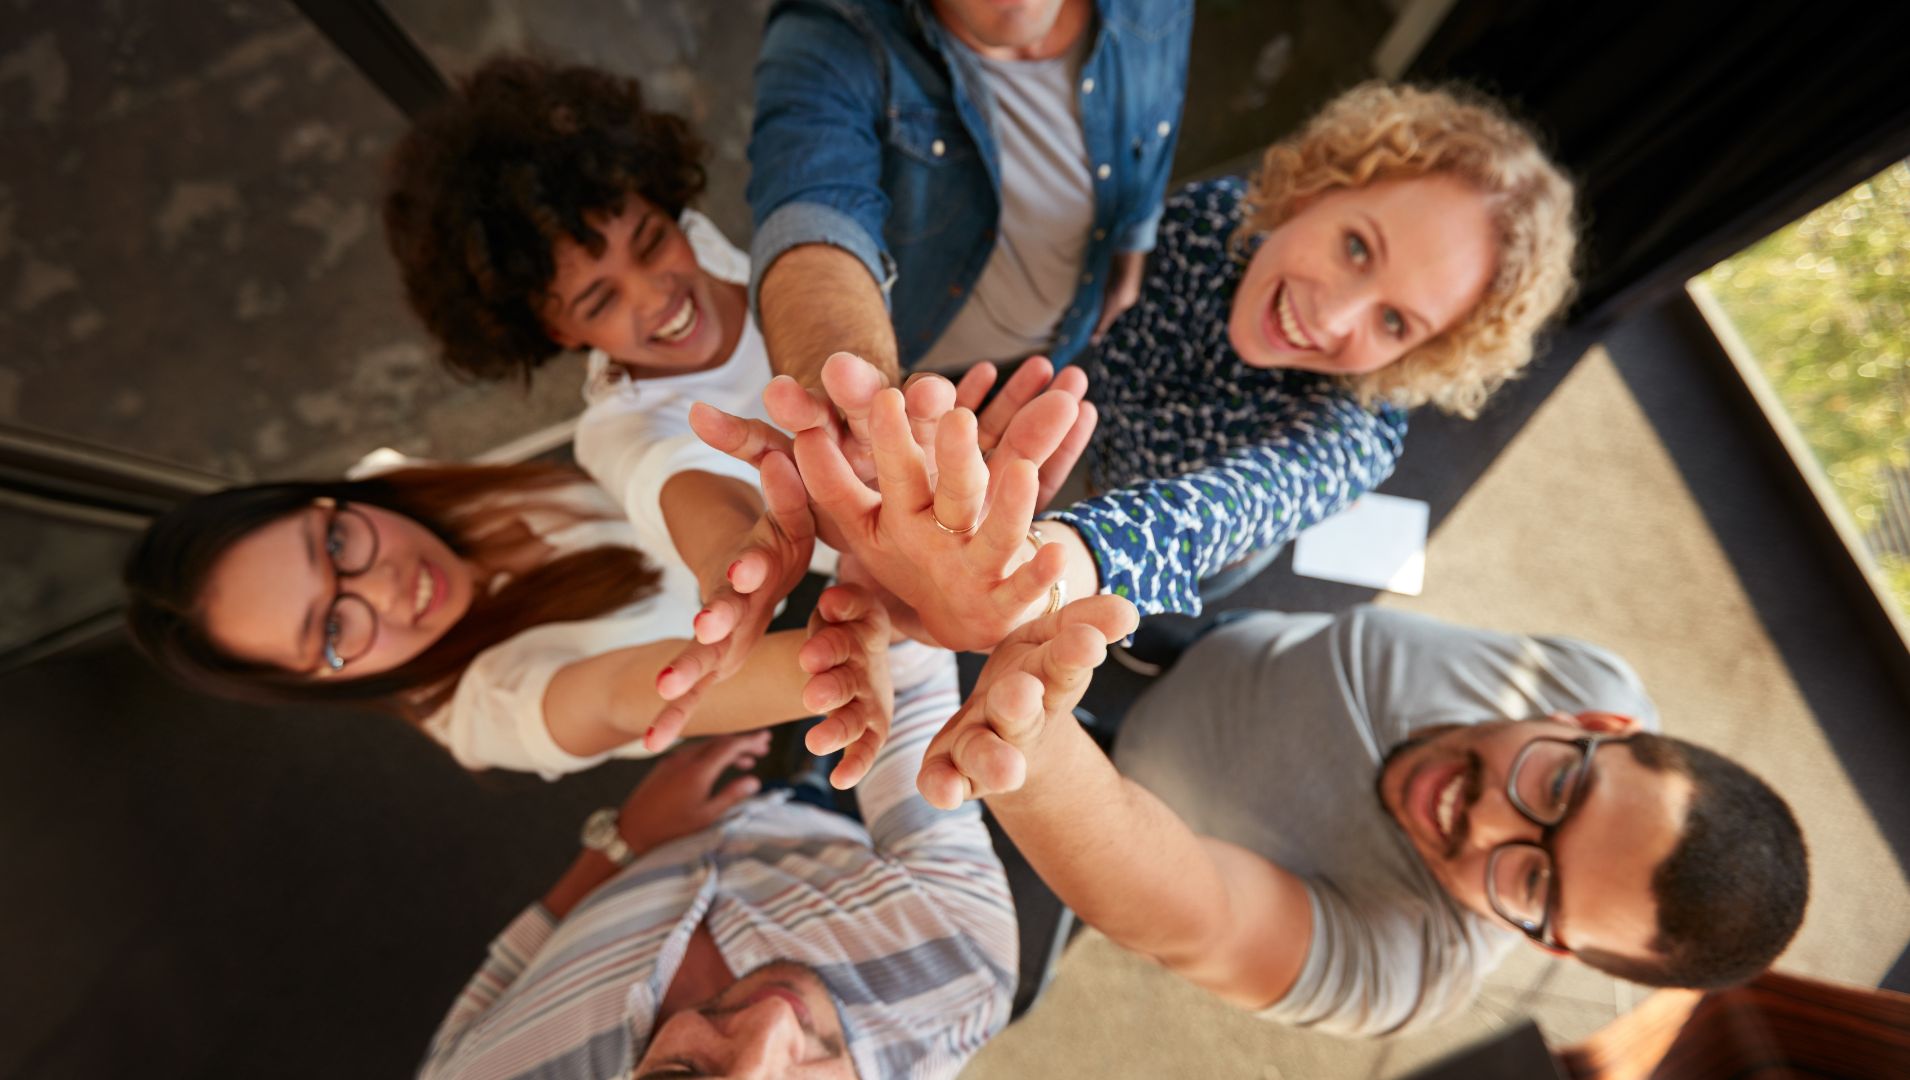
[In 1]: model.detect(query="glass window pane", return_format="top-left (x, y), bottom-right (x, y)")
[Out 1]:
top-left (1692, 161), bottom-right (1910, 617)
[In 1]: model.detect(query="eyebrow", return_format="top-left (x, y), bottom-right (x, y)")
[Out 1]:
top-left (297, 513), bottom-right (322, 664)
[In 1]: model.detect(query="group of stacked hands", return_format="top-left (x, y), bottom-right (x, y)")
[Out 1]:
top-left (120, 3), bottom-right (1812, 1077)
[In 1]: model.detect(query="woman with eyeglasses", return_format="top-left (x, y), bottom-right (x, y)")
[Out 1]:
top-left (120, 458), bottom-right (893, 785)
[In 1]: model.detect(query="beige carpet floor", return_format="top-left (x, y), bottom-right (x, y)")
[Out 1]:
top-left (960, 340), bottom-right (1910, 1078)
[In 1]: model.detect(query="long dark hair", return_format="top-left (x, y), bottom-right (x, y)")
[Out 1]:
top-left (123, 462), bottom-right (660, 719)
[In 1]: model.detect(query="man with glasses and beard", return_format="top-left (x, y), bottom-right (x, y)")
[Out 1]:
top-left (937, 603), bottom-right (1810, 1036)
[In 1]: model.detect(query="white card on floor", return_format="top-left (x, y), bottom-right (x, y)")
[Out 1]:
top-left (1291, 493), bottom-right (1429, 595)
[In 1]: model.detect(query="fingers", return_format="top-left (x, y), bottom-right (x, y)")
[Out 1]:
top-left (975, 356), bottom-right (1054, 451)
top-left (646, 669), bottom-right (715, 750)
top-left (868, 388), bottom-right (934, 512)
top-left (706, 772), bottom-right (764, 814)
top-left (953, 362), bottom-right (998, 412)
top-left (762, 375), bottom-right (838, 435)
top-left (990, 390), bottom-right (1081, 487)
top-left (690, 402), bottom-right (794, 468)
top-left (696, 728), bottom-right (773, 773)
top-left (694, 584), bottom-right (748, 645)
top-left (902, 372), bottom-right (957, 440)
top-left (829, 729), bottom-right (882, 790)
top-left (921, 724), bottom-right (1027, 809)
top-left (657, 639), bottom-right (722, 700)
top-left (981, 669), bottom-right (1049, 748)
top-left (1036, 400), bottom-right (1096, 511)
top-left (1048, 364), bottom-right (1089, 401)
top-left (969, 458), bottom-right (1042, 574)
top-left (758, 450), bottom-right (817, 546)
top-left (792, 428), bottom-right (880, 527)
top-left (932, 408), bottom-right (987, 535)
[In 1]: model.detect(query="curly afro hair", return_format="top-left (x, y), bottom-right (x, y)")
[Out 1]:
top-left (383, 55), bottom-right (707, 382)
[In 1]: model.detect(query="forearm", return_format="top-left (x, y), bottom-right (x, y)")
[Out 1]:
top-left (540, 848), bottom-right (621, 921)
top-left (1046, 403), bottom-right (1408, 616)
top-left (675, 629), bottom-right (818, 735)
top-left (1028, 521), bottom-right (1102, 607)
top-left (986, 720), bottom-right (1233, 966)
top-left (659, 470), bottom-right (764, 594)
top-left (758, 244), bottom-right (900, 388)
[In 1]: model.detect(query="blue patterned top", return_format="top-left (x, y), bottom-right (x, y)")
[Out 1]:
top-left (1046, 179), bottom-right (1409, 615)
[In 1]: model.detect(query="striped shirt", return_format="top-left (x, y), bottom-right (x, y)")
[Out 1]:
top-left (418, 644), bottom-right (1015, 1079)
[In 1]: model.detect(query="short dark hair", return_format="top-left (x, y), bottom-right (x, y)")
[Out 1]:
top-left (1578, 733), bottom-right (1809, 989)
top-left (382, 54), bottom-right (707, 382)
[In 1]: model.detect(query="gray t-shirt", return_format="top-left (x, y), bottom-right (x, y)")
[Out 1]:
top-left (1113, 606), bottom-right (1659, 1037)
top-left (914, 35), bottom-right (1096, 373)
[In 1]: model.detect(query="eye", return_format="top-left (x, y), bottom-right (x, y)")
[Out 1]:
top-left (1524, 864), bottom-right (1544, 906)
top-left (586, 291), bottom-right (616, 320)
top-left (1381, 308), bottom-right (1407, 338)
top-left (1344, 231), bottom-right (1370, 265)
top-left (325, 520), bottom-right (348, 563)
top-left (633, 219), bottom-right (664, 263)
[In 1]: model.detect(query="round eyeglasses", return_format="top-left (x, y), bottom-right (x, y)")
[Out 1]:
top-left (320, 503), bottom-right (380, 673)
top-left (1482, 733), bottom-right (1623, 950)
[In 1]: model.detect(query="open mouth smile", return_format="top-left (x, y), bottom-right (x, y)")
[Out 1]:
top-left (1269, 282), bottom-right (1319, 351)
top-left (650, 293), bottom-right (698, 345)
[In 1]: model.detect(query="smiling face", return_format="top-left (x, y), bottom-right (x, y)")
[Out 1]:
top-left (1377, 713), bottom-right (1693, 965)
top-left (541, 194), bottom-right (745, 376)
top-left (1228, 175), bottom-right (1499, 378)
top-left (635, 963), bottom-right (858, 1079)
top-left (198, 500), bottom-right (476, 678)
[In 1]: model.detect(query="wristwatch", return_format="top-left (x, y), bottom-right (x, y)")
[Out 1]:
top-left (580, 807), bottom-right (635, 867)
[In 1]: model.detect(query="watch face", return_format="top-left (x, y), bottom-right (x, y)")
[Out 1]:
top-left (582, 807), bottom-right (622, 850)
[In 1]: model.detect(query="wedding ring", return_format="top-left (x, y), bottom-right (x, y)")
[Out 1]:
top-left (932, 510), bottom-right (980, 535)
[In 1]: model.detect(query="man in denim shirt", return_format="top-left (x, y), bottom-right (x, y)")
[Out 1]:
top-left (747, 0), bottom-right (1192, 384)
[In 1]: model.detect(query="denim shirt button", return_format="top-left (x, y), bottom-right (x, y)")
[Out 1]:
top-left (931, 139), bottom-right (946, 157)
top-left (1158, 120), bottom-right (1172, 137)
top-left (1093, 228), bottom-right (1107, 241)
top-left (1081, 77), bottom-right (1095, 94)
top-left (1095, 163), bottom-right (1111, 180)
top-left (949, 283), bottom-right (965, 297)
top-left (1080, 271), bottom-right (1094, 284)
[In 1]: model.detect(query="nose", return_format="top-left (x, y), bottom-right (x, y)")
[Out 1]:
top-left (715, 998), bottom-right (807, 1076)
top-left (1461, 784), bottom-right (1544, 852)
top-left (347, 558), bottom-right (407, 621)
top-left (620, 260), bottom-right (675, 326)
top-left (1312, 279), bottom-right (1380, 345)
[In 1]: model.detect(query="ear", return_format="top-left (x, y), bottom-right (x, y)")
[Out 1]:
top-left (1554, 710), bottom-right (1638, 735)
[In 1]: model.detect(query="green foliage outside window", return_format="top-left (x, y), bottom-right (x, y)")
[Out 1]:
top-left (1700, 160), bottom-right (1910, 609)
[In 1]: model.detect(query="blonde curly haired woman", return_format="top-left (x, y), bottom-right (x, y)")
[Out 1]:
top-left (1038, 79), bottom-right (1580, 615)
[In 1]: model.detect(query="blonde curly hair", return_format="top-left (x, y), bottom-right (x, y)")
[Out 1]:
top-left (1239, 82), bottom-right (1578, 418)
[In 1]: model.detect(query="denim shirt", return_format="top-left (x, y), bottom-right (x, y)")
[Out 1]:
top-left (747, 0), bottom-right (1192, 369)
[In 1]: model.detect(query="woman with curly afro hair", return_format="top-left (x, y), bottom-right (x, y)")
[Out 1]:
top-left (384, 54), bottom-right (840, 692)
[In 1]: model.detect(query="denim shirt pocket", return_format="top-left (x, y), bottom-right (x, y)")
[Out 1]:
top-left (883, 108), bottom-right (975, 244)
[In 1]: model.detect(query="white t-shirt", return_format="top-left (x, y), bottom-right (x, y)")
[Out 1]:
top-left (572, 210), bottom-right (834, 576)
top-left (418, 483), bottom-right (705, 780)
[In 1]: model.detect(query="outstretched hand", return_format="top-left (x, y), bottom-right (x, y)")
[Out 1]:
top-left (648, 452), bottom-right (812, 749)
top-left (791, 386), bottom-right (1073, 652)
top-left (619, 730), bottom-right (771, 855)
top-left (796, 584), bottom-right (895, 788)
top-left (916, 594), bottom-right (1138, 810)
top-left (690, 352), bottom-right (1097, 514)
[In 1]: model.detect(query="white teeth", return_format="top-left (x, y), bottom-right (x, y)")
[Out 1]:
top-left (652, 297), bottom-right (696, 343)
top-left (1275, 285), bottom-right (1312, 350)
top-left (414, 567), bottom-right (435, 618)
top-left (1435, 772), bottom-right (1463, 839)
